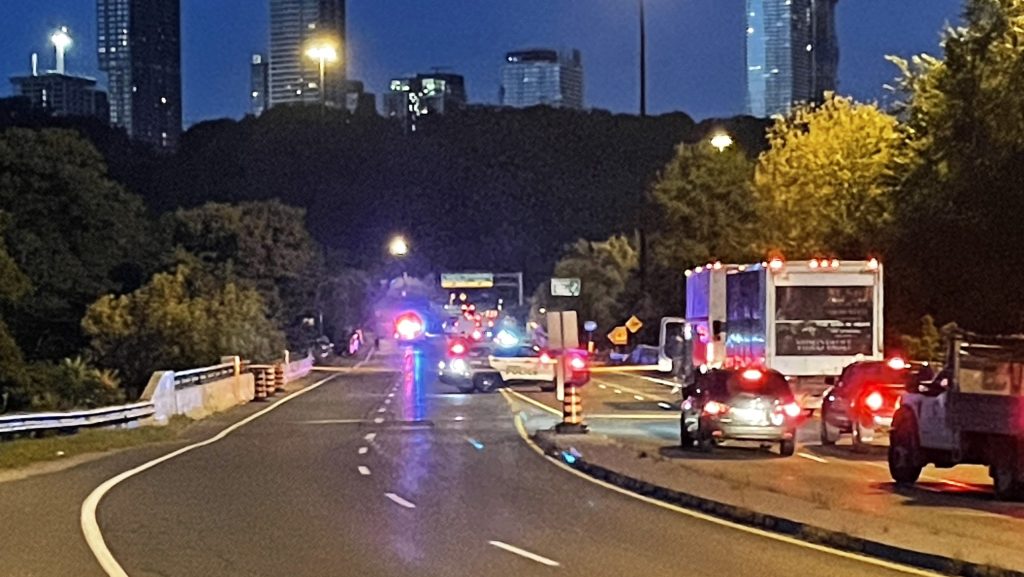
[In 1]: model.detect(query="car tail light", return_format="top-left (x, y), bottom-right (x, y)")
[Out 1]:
top-left (864, 391), bottom-right (884, 412)
top-left (782, 402), bottom-right (802, 418)
top-left (741, 368), bottom-right (763, 382)
top-left (448, 341), bottom-right (467, 356)
top-left (569, 356), bottom-right (587, 371)
top-left (704, 400), bottom-right (728, 416)
top-left (887, 357), bottom-right (907, 370)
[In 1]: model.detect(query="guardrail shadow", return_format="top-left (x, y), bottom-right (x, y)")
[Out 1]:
top-left (877, 481), bottom-right (1024, 520)
top-left (657, 443), bottom-right (787, 462)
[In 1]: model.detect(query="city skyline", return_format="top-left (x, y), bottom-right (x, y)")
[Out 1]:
top-left (2, 1), bottom-right (962, 125)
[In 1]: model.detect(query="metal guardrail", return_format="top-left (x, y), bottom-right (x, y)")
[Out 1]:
top-left (0, 401), bottom-right (155, 436)
top-left (173, 362), bottom-right (236, 390)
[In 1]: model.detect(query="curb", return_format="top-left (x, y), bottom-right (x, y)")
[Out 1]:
top-left (532, 432), bottom-right (1022, 577)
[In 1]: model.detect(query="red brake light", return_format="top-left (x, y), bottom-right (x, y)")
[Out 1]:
top-left (864, 391), bottom-right (884, 412)
top-left (887, 357), bottom-right (906, 370)
top-left (741, 368), bottom-right (763, 382)
top-left (704, 400), bottom-right (727, 416)
top-left (569, 356), bottom-right (587, 371)
top-left (449, 341), bottom-right (467, 356)
top-left (782, 402), bottom-right (802, 418)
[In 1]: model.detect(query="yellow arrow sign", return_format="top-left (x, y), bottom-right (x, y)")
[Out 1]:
top-left (608, 326), bottom-right (629, 346)
top-left (625, 315), bottom-right (644, 334)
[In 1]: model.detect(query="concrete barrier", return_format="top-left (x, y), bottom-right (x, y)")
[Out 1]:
top-left (141, 358), bottom-right (255, 424)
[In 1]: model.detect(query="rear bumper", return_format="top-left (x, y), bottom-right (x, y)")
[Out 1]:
top-left (715, 424), bottom-right (794, 442)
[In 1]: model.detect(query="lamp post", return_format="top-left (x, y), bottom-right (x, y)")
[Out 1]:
top-left (637, 0), bottom-right (649, 290)
top-left (51, 27), bottom-right (72, 75)
top-left (305, 41), bottom-right (338, 111)
top-left (710, 132), bottom-right (734, 152)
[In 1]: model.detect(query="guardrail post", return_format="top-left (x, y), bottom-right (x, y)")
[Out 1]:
top-left (233, 355), bottom-right (241, 377)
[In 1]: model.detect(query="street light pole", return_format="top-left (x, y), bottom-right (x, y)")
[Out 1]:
top-left (637, 0), bottom-right (648, 291)
top-left (318, 55), bottom-right (327, 111)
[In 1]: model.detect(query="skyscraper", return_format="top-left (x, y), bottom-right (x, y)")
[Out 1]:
top-left (745, 0), bottom-right (838, 118)
top-left (384, 72), bottom-right (467, 129)
top-left (251, 54), bottom-right (270, 116)
top-left (268, 0), bottom-right (346, 108)
top-left (97, 0), bottom-right (182, 148)
top-left (500, 49), bottom-right (584, 110)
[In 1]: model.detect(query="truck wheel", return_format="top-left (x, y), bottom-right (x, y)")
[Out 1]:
top-left (820, 408), bottom-right (840, 446)
top-left (991, 459), bottom-right (1024, 498)
top-left (779, 439), bottom-right (796, 457)
top-left (474, 374), bottom-right (503, 394)
top-left (539, 382), bottom-right (556, 393)
top-left (888, 408), bottom-right (923, 485)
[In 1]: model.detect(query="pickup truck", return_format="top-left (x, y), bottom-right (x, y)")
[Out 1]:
top-left (889, 331), bottom-right (1024, 500)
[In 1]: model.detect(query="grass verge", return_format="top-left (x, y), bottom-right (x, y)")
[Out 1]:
top-left (0, 417), bottom-right (192, 471)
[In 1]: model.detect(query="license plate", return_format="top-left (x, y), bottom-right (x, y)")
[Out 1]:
top-left (730, 407), bottom-right (768, 425)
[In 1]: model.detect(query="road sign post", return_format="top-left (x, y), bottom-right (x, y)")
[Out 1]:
top-left (547, 311), bottom-right (588, 434)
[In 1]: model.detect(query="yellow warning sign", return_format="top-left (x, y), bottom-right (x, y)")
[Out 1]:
top-left (608, 326), bottom-right (629, 346)
top-left (625, 315), bottom-right (644, 334)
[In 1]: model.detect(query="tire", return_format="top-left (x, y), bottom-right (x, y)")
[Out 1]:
top-left (820, 408), bottom-right (840, 446)
top-left (992, 463), bottom-right (1024, 501)
top-left (888, 408), bottom-right (923, 485)
top-left (539, 382), bottom-right (556, 393)
top-left (851, 421), bottom-right (871, 453)
top-left (695, 418), bottom-right (714, 453)
top-left (473, 373), bottom-right (503, 394)
top-left (779, 439), bottom-right (796, 457)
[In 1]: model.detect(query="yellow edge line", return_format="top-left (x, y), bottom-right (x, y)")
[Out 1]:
top-left (501, 396), bottom-right (944, 577)
top-left (501, 388), bottom-right (562, 417)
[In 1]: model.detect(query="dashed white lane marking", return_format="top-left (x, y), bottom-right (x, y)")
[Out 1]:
top-left (387, 392), bottom-right (395, 398)
top-left (358, 447), bottom-right (369, 455)
top-left (613, 389), bottom-right (623, 394)
top-left (597, 384), bottom-right (607, 389)
top-left (358, 466), bottom-right (371, 476)
top-left (633, 394), bottom-right (645, 401)
top-left (384, 398), bottom-right (392, 405)
top-left (657, 402), bottom-right (673, 410)
top-left (797, 452), bottom-right (829, 464)
top-left (81, 374), bottom-right (340, 577)
top-left (385, 493), bottom-right (416, 509)
top-left (374, 417), bottom-right (385, 424)
top-left (488, 541), bottom-right (560, 567)
top-left (377, 407), bottom-right (387, 413)
top-left (610, 371), bottom-right (680, 388)
top-left (365, 432), bottom-right (377, 442)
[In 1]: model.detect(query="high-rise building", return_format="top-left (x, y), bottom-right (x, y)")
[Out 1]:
top-left (10, 72), bottom-right (109, 121)
top-left (745, 0), bottom-right (839, 118)
top-left (250, 54), bottom-right (270, 116)
top-left (97, 0), bottom-right (182, 148)
top-left (500, 49), bottom-right (584, 110)
top-left (384, 72), bottom-right (467, 129)
top-left (268, 0), bottom-right (346, 109)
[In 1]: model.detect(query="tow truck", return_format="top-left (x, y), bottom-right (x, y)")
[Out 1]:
top-left (889, 331), bottom-right (1024, 500)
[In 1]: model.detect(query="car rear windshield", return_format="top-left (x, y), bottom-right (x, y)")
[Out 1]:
top-left (698, 370), bottom-right (792, 398)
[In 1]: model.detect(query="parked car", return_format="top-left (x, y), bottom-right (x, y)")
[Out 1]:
top-left (680, 367), bottom-right (802, 456)
top-left (820, 358), bottom-right (934, 451)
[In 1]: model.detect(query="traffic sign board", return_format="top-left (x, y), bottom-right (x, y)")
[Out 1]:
top-left (608, 326), bottom-right (629, 346)
top-left (551, 278), bottom-right (582, 297)
top-left (625, 315), bottom-right (644, 334)
top-left (441, 273), bottom-right (494, 289)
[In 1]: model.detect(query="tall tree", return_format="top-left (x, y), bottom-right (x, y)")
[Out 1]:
top-left (0, 129), bottom-right (153, 359)
top-left (887, 0), bottom-right (1024, 331)
top-left (752, 94), bottom-right (901, 258)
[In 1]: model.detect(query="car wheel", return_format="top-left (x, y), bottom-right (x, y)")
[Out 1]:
top-left (539, 382), bottom-right (556, 393)
top-left (851, 421), bottom-right (871, 453)
top-left (820, 408), bottom-right (840, 446)
top-left (474, 373), bottom-right (503, 394)
top-left (888, 408), bottom-right (923, 485)
top-left (695, 418), bottom-right (714, 453)
top-left (779, 439), bottom-right (796, 457)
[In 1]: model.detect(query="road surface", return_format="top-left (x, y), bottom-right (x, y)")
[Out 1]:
top-left (70, 345), bottom-right (925, 577)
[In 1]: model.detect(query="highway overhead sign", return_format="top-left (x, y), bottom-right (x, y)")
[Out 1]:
top-left (626, 315), bottom-right (644, 334)
top-left (441, 273), bottom-right (494, 289)
top-left (551, 278), bottom-right (582, 297)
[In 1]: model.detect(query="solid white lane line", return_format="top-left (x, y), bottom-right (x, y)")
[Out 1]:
top-left (502, 404), bottom-right (944, 577)
top-left (610, 371), bottom-right (680, 388)
top-left (797, 452), bottom-right (829, 464)
top-left (385, 493), bottom-right (416, 509)
top-left (501, 388), bottom-right (562, 417)
top-left (358, 466), bottom-right (371, 476)
top-left (358, 446), bottom-right (369, 455)
top-left (365, 432), bottom-right (377, 442)
top-left (81, 374), bottom-right (340, 577)
top-left (374, 417), bottom-right (384, 424)
top-left (488, 541), bottom-right (560, 567)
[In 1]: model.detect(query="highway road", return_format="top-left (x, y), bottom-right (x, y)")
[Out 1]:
top-left (58, 344), bottom-right (932, 577)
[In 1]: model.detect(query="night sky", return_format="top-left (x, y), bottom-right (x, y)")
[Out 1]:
top-left (1, 1), bottom-right (962, 125)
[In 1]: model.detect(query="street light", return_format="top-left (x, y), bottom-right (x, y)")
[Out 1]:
top-left (305, 40), bottom-right (339, 110)
top-left (710, 132), bottom-right (734, 152)
top-left (51, 26), bottom-right (72, 75)
top-left (388, 235), bottom-right (409, 258)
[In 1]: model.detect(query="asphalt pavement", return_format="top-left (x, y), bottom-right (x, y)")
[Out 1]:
top-left (36, 342), bottom-right (929, 577)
